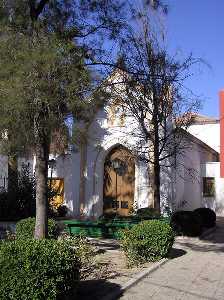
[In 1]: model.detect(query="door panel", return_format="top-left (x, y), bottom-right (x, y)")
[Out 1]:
top-left (103, 146), bottom-right (135, 216)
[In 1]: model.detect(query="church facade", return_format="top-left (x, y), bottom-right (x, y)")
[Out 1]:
top-left (1, 91), bottom-right (224, 218)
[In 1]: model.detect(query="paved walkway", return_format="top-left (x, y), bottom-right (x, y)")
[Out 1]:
top-left (120, 217), bottom-right (224, 300)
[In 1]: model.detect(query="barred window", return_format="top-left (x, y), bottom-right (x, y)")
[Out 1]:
top-left (203, 177), bottom-right (215, 197)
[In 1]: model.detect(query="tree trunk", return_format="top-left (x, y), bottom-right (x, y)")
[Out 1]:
top-left (8, 154), bottom-right (18, 197)
top-left (79, 141), bottom-right (87, 217)
top-left (8, 155), bottom-right (18, 217)
top-left (152, 93), bottom-right (161, 213)
top-left (153, 157), bottom-right (161, 213)
top-left (34, 139), bottom-right (49, 239)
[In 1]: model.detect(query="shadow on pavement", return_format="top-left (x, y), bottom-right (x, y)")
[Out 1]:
top-left (175, 240), bottom-right (224, 253)
top-left (174, 217), bottom-right (224, 253)
top-left (200, 217), bottom-right (224, 244)
top-left (168, 247), bottom-right (187, 259)
top-left (77, 279), bottom-right (123, 300)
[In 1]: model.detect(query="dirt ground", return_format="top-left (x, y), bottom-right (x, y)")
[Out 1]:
top-left (77, 238), bottom-right (152, 300)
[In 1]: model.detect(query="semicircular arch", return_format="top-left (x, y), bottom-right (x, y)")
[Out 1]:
top-left (91, 139), bottom-right (139, 217)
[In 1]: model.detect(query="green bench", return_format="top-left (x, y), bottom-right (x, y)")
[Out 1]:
top-left (63, 219), bottom-right (139, 239)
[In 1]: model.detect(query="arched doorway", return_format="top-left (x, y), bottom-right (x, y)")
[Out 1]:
top-left (103, 146), bottom-right (135, 216)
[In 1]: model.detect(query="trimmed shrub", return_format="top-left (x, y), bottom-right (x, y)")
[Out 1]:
top-left (136, 207), bottom-right (160, 219)
top-left (60, 234), bottom-right (95, 280)
top-left (119, 220), bottom-right (174, 266)
top-left (0, 238), bottom-right (80, 300)
top-left (194, 207), bottom-right (216, 228)
top-left (16, 217), bottom-right (58, 239)
top-left (170, 210), bottom-right (202, 237)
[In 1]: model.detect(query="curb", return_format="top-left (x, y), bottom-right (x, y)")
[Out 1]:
top-left (101, 258), bottom-right (168, 300)
top-left (199, 226), bottom-right (217, 239)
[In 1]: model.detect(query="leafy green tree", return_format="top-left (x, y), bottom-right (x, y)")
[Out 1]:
top-left (0, 27), bottom-right (93, 238)
top-left (0, 0), bottom-right (166, 236)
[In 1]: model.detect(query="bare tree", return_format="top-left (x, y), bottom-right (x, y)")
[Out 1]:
top-left (111, 17), bottom-right (201, 213)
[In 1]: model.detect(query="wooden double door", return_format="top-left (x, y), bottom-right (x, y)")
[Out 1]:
top-left (103, 146), bottom-right (135, 216)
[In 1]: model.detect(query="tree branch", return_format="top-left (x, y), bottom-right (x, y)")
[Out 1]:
top-left (36, 0), bottom-right (49, 18)
top-left (29, 0), bottom-right (49, 21)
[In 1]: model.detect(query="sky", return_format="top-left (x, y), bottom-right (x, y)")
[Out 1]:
top-left (165, 0), bottom-right (224, 118)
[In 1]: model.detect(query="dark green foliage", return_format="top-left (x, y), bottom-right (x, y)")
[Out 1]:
top-left (100, 207), bottom-right (161, 222)
top-left (0, 238), bottom-right (80, 300)
top-left (16, 217), bottom-right (58, 239)
top-left (60, 235), bottom-right (95, 280)
top-left (136, 207), bottom-right (160, 219)
top-left (194, 208), bottom-right (216, 228)
top-left (99, 213), bottom-right (138, 222)
top-left (119, 220), bottom-right (174, 266)
top-left (0, 1), bottom-right (125, 42)
top-left (0, 165), bottom-right (35, 221)
top-left (16, 164), bottom-right (36, 217)
top-left (170, 210), bottom-right (203, 237)
top-left (0, 189), bottom-right (11, 220)
top-left (57, 205), bottom-right (68, 218)
top-left (0, 164), bottom-right (66, 221)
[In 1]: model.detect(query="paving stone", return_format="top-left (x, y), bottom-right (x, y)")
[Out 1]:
top-left (120, 217), bottom-right (224, 300)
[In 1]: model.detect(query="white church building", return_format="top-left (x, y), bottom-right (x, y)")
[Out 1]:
top-left (1, 89), bottom-right (224, 219)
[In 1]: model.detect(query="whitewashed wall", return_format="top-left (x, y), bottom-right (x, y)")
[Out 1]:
top-left (79, 104), bottom-right (153, 218)
top-left (48, 152), bottom-right (81, 217)
top-left (0, 154), bottom-right (34, 191)
top-left (33, 102), bottom-right (155, 219)
top-left (188, 123), bottom-right (220, 153)
top-left (172, 138), bottom-right (218, 212)
top-left (201, 162), bottom-right (224, 216)
top-left (0, 103), bottom-right (220, 219)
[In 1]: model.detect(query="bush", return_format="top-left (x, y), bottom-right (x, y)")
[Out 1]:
top-left (136, 207), bottom-right (160, 219)
top-left (119, 220), bottom-right (174, 266)
top-left (0, 165), bottom-right (35, 221)
top-left (16, 217), bottom-right (58, 239)
top-left (60, 234), bottom-right (95, 280)
top-left (194, 207), bottom-right (216, 228)
top-left (170, 210), bottom-right (203, 237)
top-left (0, 238), bottom-right (80, 300)
top-left (16, 164), bottom-right (36, 218)
top-left (0, 164), bottom-right (65, 221)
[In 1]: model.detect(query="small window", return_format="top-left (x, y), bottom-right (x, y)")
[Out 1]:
top-left (203, 177), bottom-right (215, 197)
top-left (121, 201), bottom-right (129, 209)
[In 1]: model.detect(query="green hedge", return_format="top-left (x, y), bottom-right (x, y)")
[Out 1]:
top-left (16, 217), bottom-right (58, 239)
top-left (119, 220), bottom-right (174, 266)
top-left (170, 211), bottom-right (202, 236)
top-left (136, 207), bottom-right (160, 219)
top-left (0, 238), bottom-right (80, 300)
top-left (194, 208), bottom-right (216, 228)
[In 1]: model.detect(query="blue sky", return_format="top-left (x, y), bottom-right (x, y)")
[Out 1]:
top-left (166, 0), bottom-right (224, 117)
